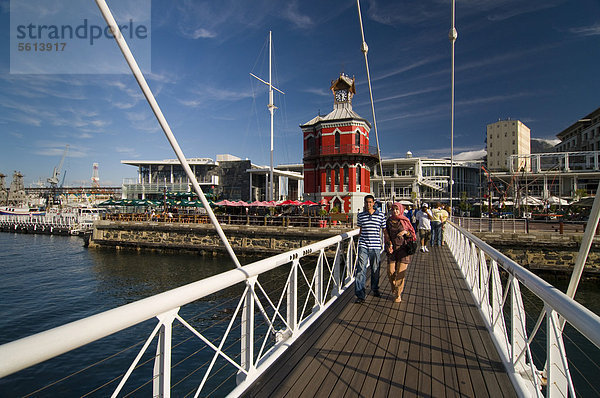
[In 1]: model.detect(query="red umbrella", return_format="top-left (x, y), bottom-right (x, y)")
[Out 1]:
top-left (300, 200), bottom-right (318, 206)
top-left (279, 199), bottom-right (301, 206)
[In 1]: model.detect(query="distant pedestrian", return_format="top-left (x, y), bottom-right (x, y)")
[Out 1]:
top-left (383, 203), bottom-right (416, 303)
top-left (355, 195), bottom-right (386, 303)
top-left (416, 203), bottom-right (432, 252)
top-left (430, 202), bottom-right (444, 246)
top-left (406, 204), bottom-right (418, 232)
top-left (440, 205), bottom-right (450, 245)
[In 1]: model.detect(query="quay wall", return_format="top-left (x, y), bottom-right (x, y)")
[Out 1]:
top-left (471, 232), bottom-right (600, 275)
top-left (88, 221), bottom-right (600, 275)
top-left (89, 220), bottom-right (352, 255)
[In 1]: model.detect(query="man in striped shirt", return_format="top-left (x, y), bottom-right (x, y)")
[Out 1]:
top-left (355, 195), bottom-right (386, 303)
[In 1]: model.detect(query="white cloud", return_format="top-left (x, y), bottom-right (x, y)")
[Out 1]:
top-left (454, 148), bottom-right (487, 161)
top-left (179, 85), bottom-right (255, 108)
top-left (486, 0), bottom-right (566, 21)
top-left (302, 87), bottom-right (330, 97)
top-left (281, 1), bottom-right (313, 29)
top-left (568, 24), bottom-right (600, 37)
top-left (33, 142), bottom-right (87, 158)
top-left (532, 137), bottom-right (560, 146)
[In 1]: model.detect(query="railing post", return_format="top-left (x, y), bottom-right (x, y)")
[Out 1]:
top-left (287, 260), bottom-right (298, 334)
top-left (546, 306), bottom-right (570, 397)
top-left (240, 278), bottom-right (256, 380)
top-left (313, 250), bottom-right (324, 311)
top-left (478, 248), bottom-right (490, 317)
top-left (510, 278), bottom-right (528, 375)
top-left (332, 242), bottom-right (342, 297)
top-left (153, 308), bottom-right (179, 398)
top-left (345, 237), bottom-right (355, 286)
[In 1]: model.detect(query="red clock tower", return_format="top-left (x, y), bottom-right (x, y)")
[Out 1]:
top-left (301, 74), bottom-right (379, 214)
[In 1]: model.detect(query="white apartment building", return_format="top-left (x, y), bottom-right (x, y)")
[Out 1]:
top-left (487, 119), bottom-right (530, 172)
top-left (555, 106), bottom-right (600, 152)
top-left (369, 155), bottom-right (482, 203)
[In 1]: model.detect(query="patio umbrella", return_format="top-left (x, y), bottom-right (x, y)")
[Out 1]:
top-left (279, 200), bottom-right (301, 206)
top-left (98, 199), bottom-right (117, 206)
top-left (547, 196), bottom-right (569, 205)
top-left (519, 196), bottom-right (543, 206)
top-left (300, 200), bottom-right (318, 206)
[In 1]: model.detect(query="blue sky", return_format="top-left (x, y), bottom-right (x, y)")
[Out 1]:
top-left (1, 0), bottom-right (599, 187)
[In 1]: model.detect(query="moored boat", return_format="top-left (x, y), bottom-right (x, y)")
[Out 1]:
top-left (0, 206), bottom-right (45, 216)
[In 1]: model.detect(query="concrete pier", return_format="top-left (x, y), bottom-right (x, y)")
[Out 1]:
top-left (89, 220), bottom-right (352, 255)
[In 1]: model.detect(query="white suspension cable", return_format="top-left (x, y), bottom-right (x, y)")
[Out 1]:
top-left (449, 0), bottom-right (458, 215)
top-left (95, 0), bottom-right (242, 269)
top-left (356, 0), bottom-right (386, 200)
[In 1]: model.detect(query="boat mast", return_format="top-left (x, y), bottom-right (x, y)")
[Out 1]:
top-left (269, 31), bottom-right (274, 202)
top-left (449, 0), bottom-right (458, 215)
top-left (250, 31), bottom-right (285, 202)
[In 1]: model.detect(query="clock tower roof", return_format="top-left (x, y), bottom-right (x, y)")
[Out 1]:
top-left (300, 73), bottom-right (370, 128)
top-left (330, 73), bottom-right (356, 94)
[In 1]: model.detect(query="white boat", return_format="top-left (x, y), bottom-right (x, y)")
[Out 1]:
top-left (0, 206), bottom-right (45, 216)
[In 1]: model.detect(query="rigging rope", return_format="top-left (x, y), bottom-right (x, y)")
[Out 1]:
top-left (356, 0), bottom-right (386, 200)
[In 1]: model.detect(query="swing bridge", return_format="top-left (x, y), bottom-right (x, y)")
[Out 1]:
top-left (1, 221), bottom-right (600, 396)
top-left (2, 1), bottom-right (599, 395)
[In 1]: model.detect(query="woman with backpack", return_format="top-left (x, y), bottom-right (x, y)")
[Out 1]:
top-left (383, 203), bottom-right (416, 303)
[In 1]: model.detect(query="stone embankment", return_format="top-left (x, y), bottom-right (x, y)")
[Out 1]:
top-left (87, 221), bottom-right (599, 276)
top-left (88, 220), bottom-right (352, 255)
top-left (471, 232), bottom-right (600, 276)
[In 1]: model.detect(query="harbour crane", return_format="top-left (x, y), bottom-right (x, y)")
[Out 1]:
top-left (47, 145), bottom-right (69, 188)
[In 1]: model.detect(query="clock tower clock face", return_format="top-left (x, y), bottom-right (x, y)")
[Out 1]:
top-left (335, 89), bottom-right (348, 102)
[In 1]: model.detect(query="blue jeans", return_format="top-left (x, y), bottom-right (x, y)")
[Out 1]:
top-left (431, 221), bottom-right (442, 246)
top-left (355, 247), bottom-right (381, 299)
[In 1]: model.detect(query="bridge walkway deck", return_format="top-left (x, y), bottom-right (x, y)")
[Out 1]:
top-left (243, 244), bottom-right (517, 397)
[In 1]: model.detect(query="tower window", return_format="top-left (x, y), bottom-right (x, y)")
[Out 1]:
top-left (344, 165), bottom-right (349, 186)
top-left (335, 132), bottom-right (340, 150)
top-left (355, 131), bottom-right (360, 148)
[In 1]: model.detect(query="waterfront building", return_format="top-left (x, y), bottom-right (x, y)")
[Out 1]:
top-left (6, 171), bottom-right (27, 205)
top-left (554, 106), bottom-right (600, 152)
top-left (300, 74), bottom-right (379, 213)
top-left (369, 154), bottom-right (482, 203)
top-left (486, 119), bottom-right (531, 172)
top-left (490, 150), bottom-right (600, 202)
top-left (121, 155), bottom-right (302, 202)
top-left (0, 173), bottom-right (7, 205)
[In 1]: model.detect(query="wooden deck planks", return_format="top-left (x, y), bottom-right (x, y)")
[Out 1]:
top-left (241, 245), bottom-right (518, 398)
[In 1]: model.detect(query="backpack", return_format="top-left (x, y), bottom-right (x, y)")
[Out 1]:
top-left (409, 209), bottom-right (417, 224)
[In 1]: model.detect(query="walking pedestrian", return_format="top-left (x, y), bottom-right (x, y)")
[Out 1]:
top-left (355, 195), bottom-right (386, 303)
top-left (430, 202), bottom-right (444, 246)
top-left (383, 203), bottom-right (416, 303)
top-left (416, 203), bottom-right (432, 252)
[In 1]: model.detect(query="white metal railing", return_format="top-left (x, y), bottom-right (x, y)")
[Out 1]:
top-left (445, 222), bottom-right (600, 397)
top-left (0, 213), bottom-right (78, 226)
top-left (0, 229), bottom-right (360, 396)
top-left (455, 216), bottom-right (527, 233)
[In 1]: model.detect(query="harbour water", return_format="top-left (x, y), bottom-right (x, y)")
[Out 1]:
top-left (0, 232), bottom-right (599, 396)
top-left (0, 232), bottom-right (255, 396)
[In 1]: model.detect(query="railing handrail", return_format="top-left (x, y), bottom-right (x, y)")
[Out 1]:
top-left (451, 222), bottom-right (600, 348)
top-left (0, 229), bottom-right (360, 379)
